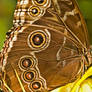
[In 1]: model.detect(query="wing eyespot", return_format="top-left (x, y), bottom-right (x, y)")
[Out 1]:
top-left (19, 56), bottom-right (36, 70)
top-left (28, 6), bottom-right (42, 17)
top-left (34, 0), bottom-right (47, 5)
top-left (29, 80), bottom-right (43, 91)
top-left (33, 0), bottom-right (51, 8)
top-left (22, 70), bottom-right (36, 82)
top-left (30, 32), bottom-right (46, 48)
top-left (28, 29), bottom-right (51, 51)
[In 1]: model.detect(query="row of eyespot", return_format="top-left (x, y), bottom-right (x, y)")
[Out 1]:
top-left (19, 56), bottom-right (44, 91)
top-left (18, 29), bottom-right (50, 91)
top-left (29, 0), bottom-right (50, 17)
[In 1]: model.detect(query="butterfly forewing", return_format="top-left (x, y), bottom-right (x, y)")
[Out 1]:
top-left (51, 0), bottom-right (89, 49)
top-left (32, 0), bottom-right (89, 50)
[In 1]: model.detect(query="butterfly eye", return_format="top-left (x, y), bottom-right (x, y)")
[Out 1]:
top-left (29, 6), bottom-right (41, 17)
top-left (19, 56), bottom-right (35, 70)
top-left (22, 70), bottom-right (35, 82)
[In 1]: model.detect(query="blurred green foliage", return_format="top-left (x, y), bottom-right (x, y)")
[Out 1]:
top-left (0, 0), bottom-right (92, 50)
top-left (77, 0), bottom-right (92, 44)
top-left (0, 0), bottom-right (16, 50)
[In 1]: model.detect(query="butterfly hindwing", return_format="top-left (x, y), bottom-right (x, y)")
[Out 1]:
top-left (0, 25), bottom-right (82, 91)
top-left (0, 0), bottom-right (91, 92)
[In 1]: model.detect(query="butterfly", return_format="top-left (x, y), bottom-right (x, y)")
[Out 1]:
top-left (0, 0), bottom-right (91, 92)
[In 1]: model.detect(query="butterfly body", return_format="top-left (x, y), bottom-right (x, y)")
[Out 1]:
top-left (0, 0), bottom-right (92, 92)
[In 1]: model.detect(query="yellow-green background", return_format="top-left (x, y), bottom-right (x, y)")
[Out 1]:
top-left (0, 0), bottom-right (92, 50)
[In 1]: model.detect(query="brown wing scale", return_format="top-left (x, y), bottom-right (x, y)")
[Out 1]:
top-left (0, 0), bottom-right (91, 92)
top-left (0, 25), bottom-right (83, 91)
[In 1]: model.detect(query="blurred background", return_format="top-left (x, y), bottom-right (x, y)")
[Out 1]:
top-left (0, 0), bottom-right (92, 50)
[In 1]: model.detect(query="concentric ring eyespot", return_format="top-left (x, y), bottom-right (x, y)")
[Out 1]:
top-left (34, 0), bottom-right (47, 5)
top-left (22, 59), bottom-right (32, 68)
top-left (33, 0), bottom-right (51, 8)
top-left (29, 81), bottom-right (42, 91)
top-left (29, 6), bottom-right (41, 17)
top-left (32, 82), bottom-right (41, 90)
top-left (30, 32), bottom-right (46, 48)
top-left (22, 70), bottom-right (35, 82)
top-left (32, 33), bottom-right (44, 46)
top-left (19, 56), bottom-right (35, 70)
top-left (28, 29), bottom-right (51, 51)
